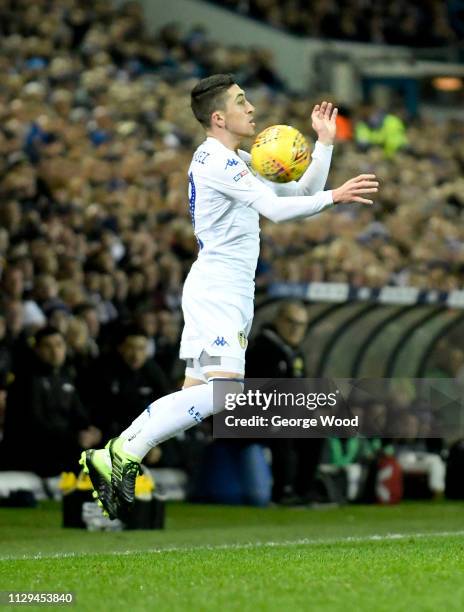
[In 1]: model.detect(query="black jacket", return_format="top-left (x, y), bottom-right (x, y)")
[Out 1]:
top-left (89, 354), bottom-right (169, 438)
top-left (1, 355), bottom-right (90, 475)
top-left (246, 325), bottom-right (306, 379)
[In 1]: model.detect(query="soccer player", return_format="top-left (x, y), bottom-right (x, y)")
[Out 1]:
top-left (81, 74), bottom-right (379, 519)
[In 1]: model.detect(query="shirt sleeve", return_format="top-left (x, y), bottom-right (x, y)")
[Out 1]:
top-left (250, 190), bottom-right (333, 223)
top-left (205, 152), bottom-right (275, 207)
top-left (207, 149), bottom-right (334, 223)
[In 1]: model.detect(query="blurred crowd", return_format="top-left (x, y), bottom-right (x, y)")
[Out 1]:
top-left (0, 0), bottom-right (463, 488)
top-left (216, 0), bottom-right (464, 46)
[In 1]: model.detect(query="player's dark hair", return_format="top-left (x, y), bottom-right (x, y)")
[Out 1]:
top-left (191, 74), bottom-right (236, 127)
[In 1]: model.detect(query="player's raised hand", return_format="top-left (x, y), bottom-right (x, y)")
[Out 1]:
top-left (332, 174), bottom-right (379, 205)
top-left (311, 101), bottom-right (338, 146)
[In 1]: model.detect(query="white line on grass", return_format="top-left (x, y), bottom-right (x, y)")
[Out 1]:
top-left (2, 530), bottom-right (464, 562)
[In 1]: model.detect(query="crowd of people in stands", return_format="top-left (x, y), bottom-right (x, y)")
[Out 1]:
top-left (216, 0), bottom-right (464, 47)
top-left (0, 0), bottom-right (462, 500)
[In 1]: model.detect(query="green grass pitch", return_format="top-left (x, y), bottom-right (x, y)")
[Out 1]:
top-left (1, 501), bottom-right (464, 611)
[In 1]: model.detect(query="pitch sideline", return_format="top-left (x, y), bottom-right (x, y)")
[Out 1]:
top-left (2, 529), bottom-right (464, 562)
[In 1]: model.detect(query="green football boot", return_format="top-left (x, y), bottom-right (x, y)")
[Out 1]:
top-left (107, 437), bottom-right (142, 520)
top-left (79, 448), bottom-right (118, 520)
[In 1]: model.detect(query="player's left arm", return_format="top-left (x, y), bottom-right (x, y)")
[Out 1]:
top-left (242, 101), bottom-right (337, 197)
top-left (278, 101), bottom-right (337, 196)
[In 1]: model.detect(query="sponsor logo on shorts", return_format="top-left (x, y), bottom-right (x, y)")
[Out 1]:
top-left (212, 336), bottom-right (229, 347)
top-left (238, 330), bottom-right (248, 349)
top-left (233, 169), bottom-right (249, 182)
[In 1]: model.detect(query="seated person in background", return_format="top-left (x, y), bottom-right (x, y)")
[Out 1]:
top-left (391, 411), bottom-right (445, 499)
top-left (0, 326), bottom-right (101, 476)
top-left (326, 403), bottom-right (398, 504)
top-left (246, 301), bottom-right (324, 504)
top-left (88, 324), bottom-right (169, 461)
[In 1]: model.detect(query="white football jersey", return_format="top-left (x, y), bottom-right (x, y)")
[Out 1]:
top-left (185, 136), bottom-right (334, 301)
top-left (186, 136), bottom-right (272, 298)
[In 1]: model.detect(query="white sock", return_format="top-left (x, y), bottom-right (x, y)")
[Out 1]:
top-left (120, 411), bottom-right (151, 441)
top-left (121, 381), bottom-right (221, 460)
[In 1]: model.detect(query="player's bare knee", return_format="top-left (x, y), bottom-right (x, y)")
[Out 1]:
top-left (182, 376), bottom-right (206, 389)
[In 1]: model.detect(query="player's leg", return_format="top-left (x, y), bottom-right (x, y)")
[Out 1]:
top-left (81, 368), bottom-right (240, 519)
top-left (79, 446), bottom-right (117, 519)
top-left (80, 368), bottom-right (205, 518)
top-left (111, 362), bottom-right (243, 463)
top-left (115, 365), bottom-right (206, 444)
top-left (105, 291), bottom-right (250, 518)
top-left (183, 376), bottom-right (206, 388)
top-left (108, 357), bottom-right (244, 518)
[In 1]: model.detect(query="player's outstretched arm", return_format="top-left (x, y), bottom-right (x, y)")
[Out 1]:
top-left (251, 174), bottom-right (379, 223)
top-left (287, 101), bottom-right (337, 195)
top-left (270, 140), bottom-right (333, 197)
top-left (256, 101), bottom-right (337, 197)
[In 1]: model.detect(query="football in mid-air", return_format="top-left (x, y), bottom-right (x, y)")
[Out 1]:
top-left (251, 125), bottom-right (310, 183)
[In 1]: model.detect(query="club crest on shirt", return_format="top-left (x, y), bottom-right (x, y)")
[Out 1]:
top-left (238, 330), bottom-right (248, 349)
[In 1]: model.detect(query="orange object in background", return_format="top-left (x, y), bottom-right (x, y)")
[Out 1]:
top-left (336, 114), bottom-right (353, 141)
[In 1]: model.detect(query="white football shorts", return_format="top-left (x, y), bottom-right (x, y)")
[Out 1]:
top-left (179, 277), bottom-right (254, 377)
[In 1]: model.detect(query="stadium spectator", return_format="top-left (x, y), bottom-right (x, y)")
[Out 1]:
top-left (87, 324), bottom-right (169, 442)
top-left (391, 411), bottom-right (446, 499)
top-left (33, 274), bottom-right (63, 315)
top-left (66, 316), bottom-right (98, 395)
top-left (355, 107), bottom-right (408, 157)
top-left (73, 303), bottom-right (100, 346)
top-left (0, 0), bottom-right (462, 302)
top-left (0, 326), bottom-right (101, 476)
top-left (211, 0), bottom-right (462, 46)
top-left (134, 306), bottom-right (158, 359)
top-left (46, 304), bottom-right (72, 336)
top-left (154, 309), bottom-right (184, 386)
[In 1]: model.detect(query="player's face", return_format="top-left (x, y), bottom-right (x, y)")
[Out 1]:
top-left (222, 85), bottom-right (256, 137)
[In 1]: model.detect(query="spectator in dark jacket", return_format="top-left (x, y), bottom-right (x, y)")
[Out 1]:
top-left (0, 326), bottom-right (101, 476)
top-left (247, 301), bottom-right (308, 379)
top-left (247, 301), bottom-right (325, 504)
top-left (89, 324), bottom-right (169, 443)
